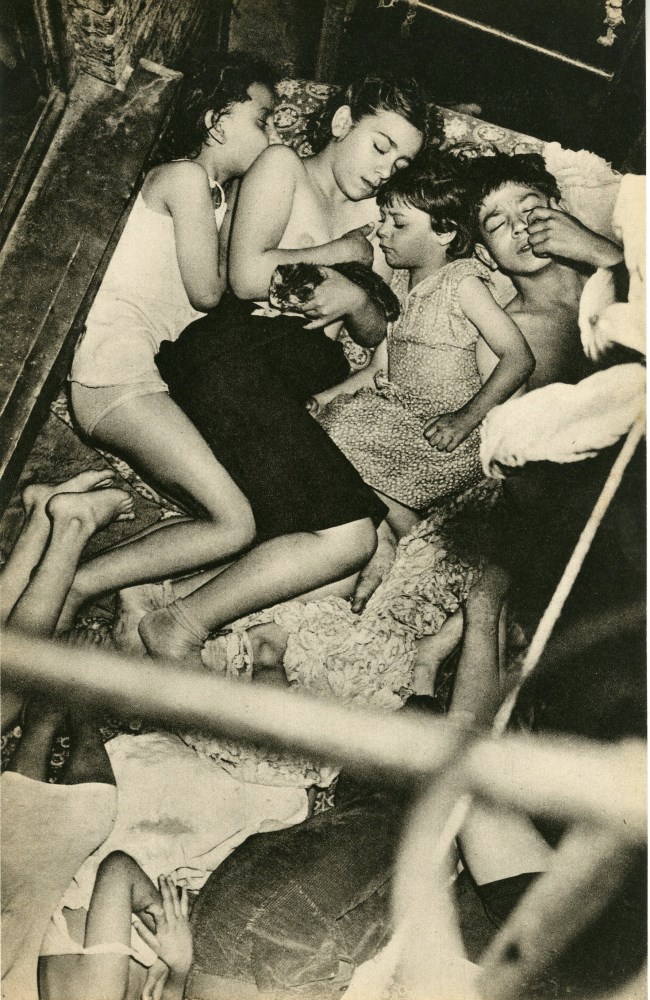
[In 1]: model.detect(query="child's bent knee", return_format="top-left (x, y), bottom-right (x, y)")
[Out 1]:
top-left (96, 850), bottom-right (133, 881)
top-left (338, 519), bottom-right (378, 566)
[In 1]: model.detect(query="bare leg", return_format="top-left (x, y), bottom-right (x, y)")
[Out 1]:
top-left (454, 563), bottom-right (551, 884)
top-left (9, 489), bottom-right (134, 638)
top-left (62, 705), bottom-right (115, 786)
top-left (139, 518), bottom-right (377, 670)
top-left (0, 471), bottom-right (114, 625)
top-left (376, 491), bottom-right (420, 539)
top-left (114, 561), bottom-right (362, 658)
top-left (1, 476), bottom-right (128, 730)
top-left (5, 697), bottom-right (66, 781)
top-left (57, 394), bottom-right (257, 631)
top-left (448, 563), bottom-right (510, 728)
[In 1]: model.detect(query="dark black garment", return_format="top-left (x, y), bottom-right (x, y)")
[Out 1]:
top-left (156, 293), bottom-right (387, 540)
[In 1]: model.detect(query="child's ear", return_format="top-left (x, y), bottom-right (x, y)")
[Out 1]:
top-left (436, 229), bottom-right (457, 248)
top-left (331, 105), bottom-right (354, 140)
top-left (205, 110), bottom-right (225, 144)
top-left (475, 242), bottom-right (498, 270)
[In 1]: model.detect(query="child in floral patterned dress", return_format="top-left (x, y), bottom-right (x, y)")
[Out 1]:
top-left (317, 152), bottom-right (534, 535)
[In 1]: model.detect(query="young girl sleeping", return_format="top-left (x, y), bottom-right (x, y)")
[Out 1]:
top-left (59, 53), bottom-right (276, 633)
top-left (316, 151), bottom-right (535, 536)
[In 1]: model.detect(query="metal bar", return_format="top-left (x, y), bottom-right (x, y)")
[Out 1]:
top-left (400, 1), bottom-right (615, 79)
top-left (2, 631), bottom-right (646, 838)
top-left (1, 630), bottom-right (464, 785)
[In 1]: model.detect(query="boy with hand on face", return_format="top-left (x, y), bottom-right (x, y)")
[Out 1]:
top-left (467, 152), bottom-right (623, 390)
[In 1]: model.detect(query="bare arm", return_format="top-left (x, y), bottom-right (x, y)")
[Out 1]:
top-left (159, 161), bottom-right (223, 311)
top-left (301, 268), bottom-right (387, 347)
top-left (424, 278), bottom-right (534, 452)
top-left (310, 340), bottom-right (388, 412)
top-left (229, 146), bottom-right (374, 300)
top-left (458, 277), bottom-right (535, 426)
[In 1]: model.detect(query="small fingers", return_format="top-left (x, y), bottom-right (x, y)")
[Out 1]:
top-left (180, 885), bottom-right (190, 919)
top-left (169, 876), bottom-right (182, 918)
top-left (133, 915), bottom-right (160, 952)
top-left (159, 874), bottom-right (177, 919)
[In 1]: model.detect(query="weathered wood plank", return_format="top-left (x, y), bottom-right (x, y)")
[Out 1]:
top-left (0, 60), bottom-right (181, 509)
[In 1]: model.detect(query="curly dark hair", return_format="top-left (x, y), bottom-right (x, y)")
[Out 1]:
top-left (376, 150), bottom-right (474, 259)
top-left (154, 51), bottom-right (276, 164)
top-left (305, 73), bottom-right (444, 155)
top-left (461, 151), bottom-right (561, 235)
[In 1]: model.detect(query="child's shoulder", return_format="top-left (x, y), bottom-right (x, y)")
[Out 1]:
top-left (444, 256), bottom-right (492, 286)
top-left (250, 143), bottom-right (304, 175)
top-left (144, 159), bottom-right (212, 198)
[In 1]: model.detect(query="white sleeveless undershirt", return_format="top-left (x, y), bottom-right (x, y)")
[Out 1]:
top-left (71, 182), bottom-right (226, 387)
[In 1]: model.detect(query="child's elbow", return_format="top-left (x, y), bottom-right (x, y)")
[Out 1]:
top-left (190, 293), bottom-right (221, 312)
top-left (189, 280), bottom-right (225, 312)
top-left (519, 346), bottom-right (536, 382)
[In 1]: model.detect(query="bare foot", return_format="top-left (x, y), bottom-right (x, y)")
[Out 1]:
top-left (413, 610), bottom-right (464, 695)
top-left (247, 623), bottom-right (288, 670)
top-left (22, 469), bottom-right (115, 521)
top-left (351, 524), bottom-right (397, 613)
top-left (113, 581), bottom-right (175, 655)
top-left (47, 488), bottom-right (134, 541)
top-left (138, 605), bottom-right (205, 671)
top-left (51, 489), bottom-right (135, 632)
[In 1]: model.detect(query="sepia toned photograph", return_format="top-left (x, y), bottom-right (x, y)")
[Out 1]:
top-left (0, 1), bottom-right (646, 998)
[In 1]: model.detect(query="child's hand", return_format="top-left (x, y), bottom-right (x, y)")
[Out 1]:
top-left (424, 410), bottom-right (475, 452)
top-left (300, 268), bottom-right (367, 330)
top-left (526, 201), bottom-right (623, 268)
top-left (135, 876), bottom-right (193, 978)
top-left (143, 959), bottom-right (169, 1000)
top-left (330, 224), bottom-right (375, 267)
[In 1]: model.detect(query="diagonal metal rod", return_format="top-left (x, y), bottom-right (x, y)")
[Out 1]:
top-left (388, 0), bottom-right (615, 78)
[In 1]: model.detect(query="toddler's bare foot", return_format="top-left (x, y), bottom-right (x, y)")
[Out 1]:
top-left (247, 623), bottom-right (288, 670)
top-left (22, 469), bottom-right (115, 521)
top-left (138, 605), bottom-right (206, 672)
top-left (113, 581), bottom-right (175, 655)
top-left (351, 524), bottom-right (397, 613)
top-left (413, 610), bottom-right (464, 695)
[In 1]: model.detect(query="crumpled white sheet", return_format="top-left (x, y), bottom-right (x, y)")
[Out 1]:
top-left (480, 363), bottom-right (645, 478)
top-left (52, 731), bottom-right (307, 926)
top-left (579, 174), bottom-right (646, 360)
top-left (543, 142), bottom-right (622, 240)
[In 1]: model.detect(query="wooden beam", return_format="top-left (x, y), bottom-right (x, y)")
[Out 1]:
top-left (0, 61), bottom-right (181, 511)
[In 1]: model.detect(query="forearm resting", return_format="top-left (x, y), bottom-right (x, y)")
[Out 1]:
top-left (231, 241), bottom-right (370, 301)
top-left (345, 296), bottom-right (387, 348)
top-left (463, 348), bottom-right (535, 430)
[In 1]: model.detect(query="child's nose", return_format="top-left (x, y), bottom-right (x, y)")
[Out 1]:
top-left (512, 215), bottom-right (528, 236)
top-left (375, 160), bottom-right (392, 181)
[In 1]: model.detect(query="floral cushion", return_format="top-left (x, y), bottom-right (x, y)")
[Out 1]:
top-left (271, 78), bottom-right (544, 158)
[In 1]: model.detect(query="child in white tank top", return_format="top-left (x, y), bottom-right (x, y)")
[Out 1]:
top-left (57, 55), bottom-right (278, 634)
